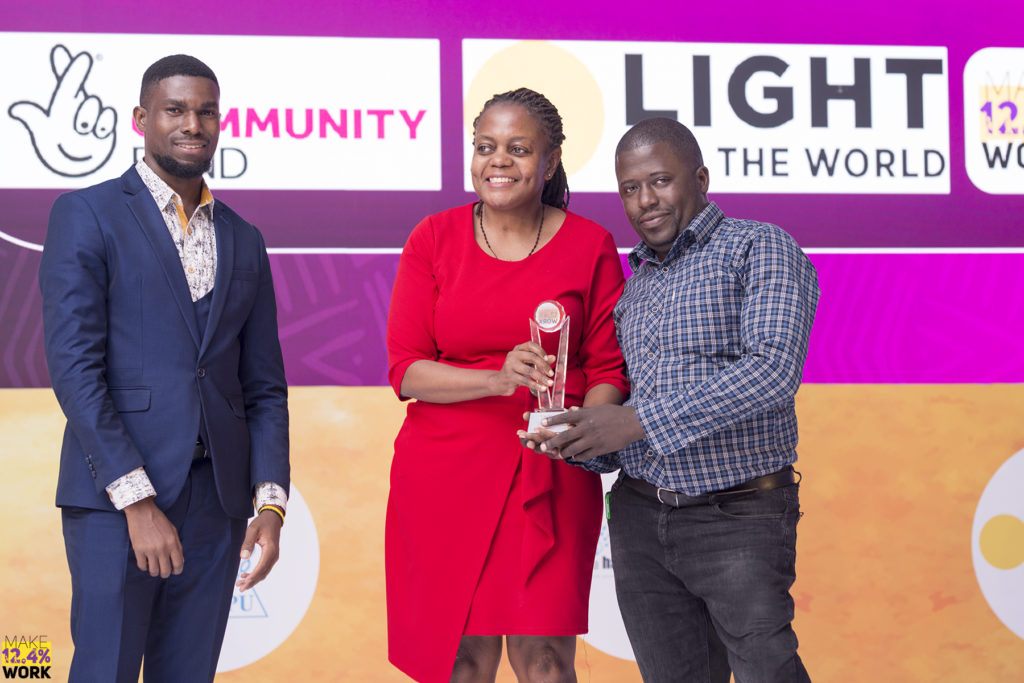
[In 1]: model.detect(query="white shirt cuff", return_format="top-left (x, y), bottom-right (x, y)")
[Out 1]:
top-left (106, 467), bottom-right (157, 510)
top-left (254, 481), bottom-right (288, 514)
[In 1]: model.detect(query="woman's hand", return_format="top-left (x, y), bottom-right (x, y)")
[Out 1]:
top-left (518, 421), bottom-right (566, 460)
top-left (488, 341), bottom-right (555, 397)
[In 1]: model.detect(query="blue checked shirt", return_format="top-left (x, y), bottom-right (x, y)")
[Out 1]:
top-left (583, 202), bottom-right (819, 495)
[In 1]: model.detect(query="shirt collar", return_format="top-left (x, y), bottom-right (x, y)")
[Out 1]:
top-left (627, 201), bottom-right (724, 271)
top-left (135, 158), bottom-right (215, 214)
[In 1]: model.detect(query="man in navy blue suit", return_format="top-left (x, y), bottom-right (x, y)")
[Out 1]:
top-left (39, 54), bottom-right (290, 682)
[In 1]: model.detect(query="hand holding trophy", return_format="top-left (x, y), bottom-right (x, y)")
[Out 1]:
top-left (527, 300), bottom-right (570, 434)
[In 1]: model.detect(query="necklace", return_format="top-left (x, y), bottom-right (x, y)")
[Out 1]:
top-left (477, 202), bottom-right (544, 261)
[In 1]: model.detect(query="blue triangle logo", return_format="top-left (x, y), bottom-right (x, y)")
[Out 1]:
top-left (230, 589), bottom-right (269, 619)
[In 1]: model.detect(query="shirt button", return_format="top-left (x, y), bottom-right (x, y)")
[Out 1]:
top-left (197, 368), bottom-right (206, 378)
top-left (188, 267), bottom-right (194, 273)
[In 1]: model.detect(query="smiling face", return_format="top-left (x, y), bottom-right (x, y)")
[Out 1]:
top-left (615, 141), bottom-right (710, 261)
top-left (133, 75), bottom-right (220, 184)
top-left (470, 103), bottom-right (560, 213)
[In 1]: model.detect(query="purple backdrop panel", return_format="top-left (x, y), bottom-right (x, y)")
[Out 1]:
top-left (273, 250), bottom-right (1024, 387)
top-left (3, 1), bottom-right (1023, 389)
top-left (271, 253), bottom-right (397, 387)
top-left (4, 243), bottom-right (1021, 388)
top-left (2, 1), bottom-right (1023, 249)
top-left (0, 243), bottom-right (46, 388)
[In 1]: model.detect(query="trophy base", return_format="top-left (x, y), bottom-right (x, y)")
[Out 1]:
top-left (527, 409), bottom-right (569, 434)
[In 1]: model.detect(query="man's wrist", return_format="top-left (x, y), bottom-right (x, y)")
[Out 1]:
top-left (123, 495), bottom-right (159, 517)
top-left (257, 504), bottom-right (285, 524)
top-left (620, 405), bottom-right (645, 443)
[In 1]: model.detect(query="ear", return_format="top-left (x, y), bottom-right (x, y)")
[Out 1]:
top-left (545, 146), bottom-right (563, 180)
top-left (132, 105), bottom-right (146, 133)
top-left (695, 165), bottom-right (710, 195)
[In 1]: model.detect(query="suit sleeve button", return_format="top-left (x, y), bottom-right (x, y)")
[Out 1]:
top-left (197, 368), bottom-right (206, 378)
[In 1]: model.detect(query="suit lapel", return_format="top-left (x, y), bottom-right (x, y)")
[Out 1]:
top-left (123, 169), bottom-right (202, 349)
top-left (200, 205), bottom-right (235, 357)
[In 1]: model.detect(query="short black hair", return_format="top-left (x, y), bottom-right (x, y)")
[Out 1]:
top-left (140, 54), bottom-right (218, 107)
top-left (615, 117), bottom-right (703, 168)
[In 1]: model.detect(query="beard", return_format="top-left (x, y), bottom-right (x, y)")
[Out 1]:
top-left (151, 152), bottom-right (211, 180)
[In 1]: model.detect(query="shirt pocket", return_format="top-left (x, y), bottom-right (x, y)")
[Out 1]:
top-left (664, 274), bottom-right (743, 357)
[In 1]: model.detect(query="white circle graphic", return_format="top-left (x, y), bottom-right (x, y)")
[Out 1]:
top-left (216, 484), bottom-right (320, 672)
top-left (581, 472), bottom-right (636, 661)
top-left (971, 448), bottom-right (1024, 639)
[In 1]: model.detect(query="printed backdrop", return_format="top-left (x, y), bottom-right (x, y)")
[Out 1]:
top-left (1, 1), bottom-right (1022, 681)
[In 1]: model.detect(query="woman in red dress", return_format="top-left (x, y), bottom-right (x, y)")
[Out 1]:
top-left (386, 88), bottom-right (628, 683)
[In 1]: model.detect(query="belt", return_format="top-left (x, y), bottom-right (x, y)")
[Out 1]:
top-left (622, 466), bottom-right (798, 508)
top-left (192, 440), bottom-right (208, 460)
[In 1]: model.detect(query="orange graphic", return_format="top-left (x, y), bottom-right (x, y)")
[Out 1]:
top-left (979, 84), bottom-right (1024, 140)
top-left (3, 384), bottom-right (1024, 682)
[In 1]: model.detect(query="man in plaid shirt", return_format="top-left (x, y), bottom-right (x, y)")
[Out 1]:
top-left (537, 118), bottom-right (818, 682)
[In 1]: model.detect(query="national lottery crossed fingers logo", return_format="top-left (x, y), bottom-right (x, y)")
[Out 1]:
top-left (7, 44), bottom-right (117, 178)
top-left (1, 636), bottom-right (53, 679)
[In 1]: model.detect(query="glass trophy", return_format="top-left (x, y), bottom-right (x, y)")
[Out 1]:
top-left (527, 300), bottom-right (570, 434)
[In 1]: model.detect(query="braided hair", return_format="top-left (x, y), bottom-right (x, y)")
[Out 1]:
top-left (472, 88), bottom-right (570, 209)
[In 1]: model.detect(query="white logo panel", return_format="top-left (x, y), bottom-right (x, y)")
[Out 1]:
top-left (1, 32), bottom-right (440, 190)
top-left (217, 485), bottom-right (320, 672)
top-left (972, 449), bottom-right (1024, 640)
top-left (964, 47), bottom-right (1024, 195)
top-left (464, 40), bottom-right (949, 194)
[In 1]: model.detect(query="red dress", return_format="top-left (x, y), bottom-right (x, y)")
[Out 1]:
top-left (385, 204), bottom-right (628, 683)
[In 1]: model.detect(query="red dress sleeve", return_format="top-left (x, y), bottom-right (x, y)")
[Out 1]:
top-left (387, 215), bottom-right (439, 399)
top-left (579, 229), bottom-right (630, 400)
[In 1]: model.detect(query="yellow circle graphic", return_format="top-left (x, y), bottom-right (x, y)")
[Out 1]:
top-left (980, 514), bottom-right (1024, 570)
top-left (465, 41), bottom-right (604, 178)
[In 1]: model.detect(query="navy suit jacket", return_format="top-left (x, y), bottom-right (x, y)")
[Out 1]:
top-left (39, 166), bottom-right (289, 520)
